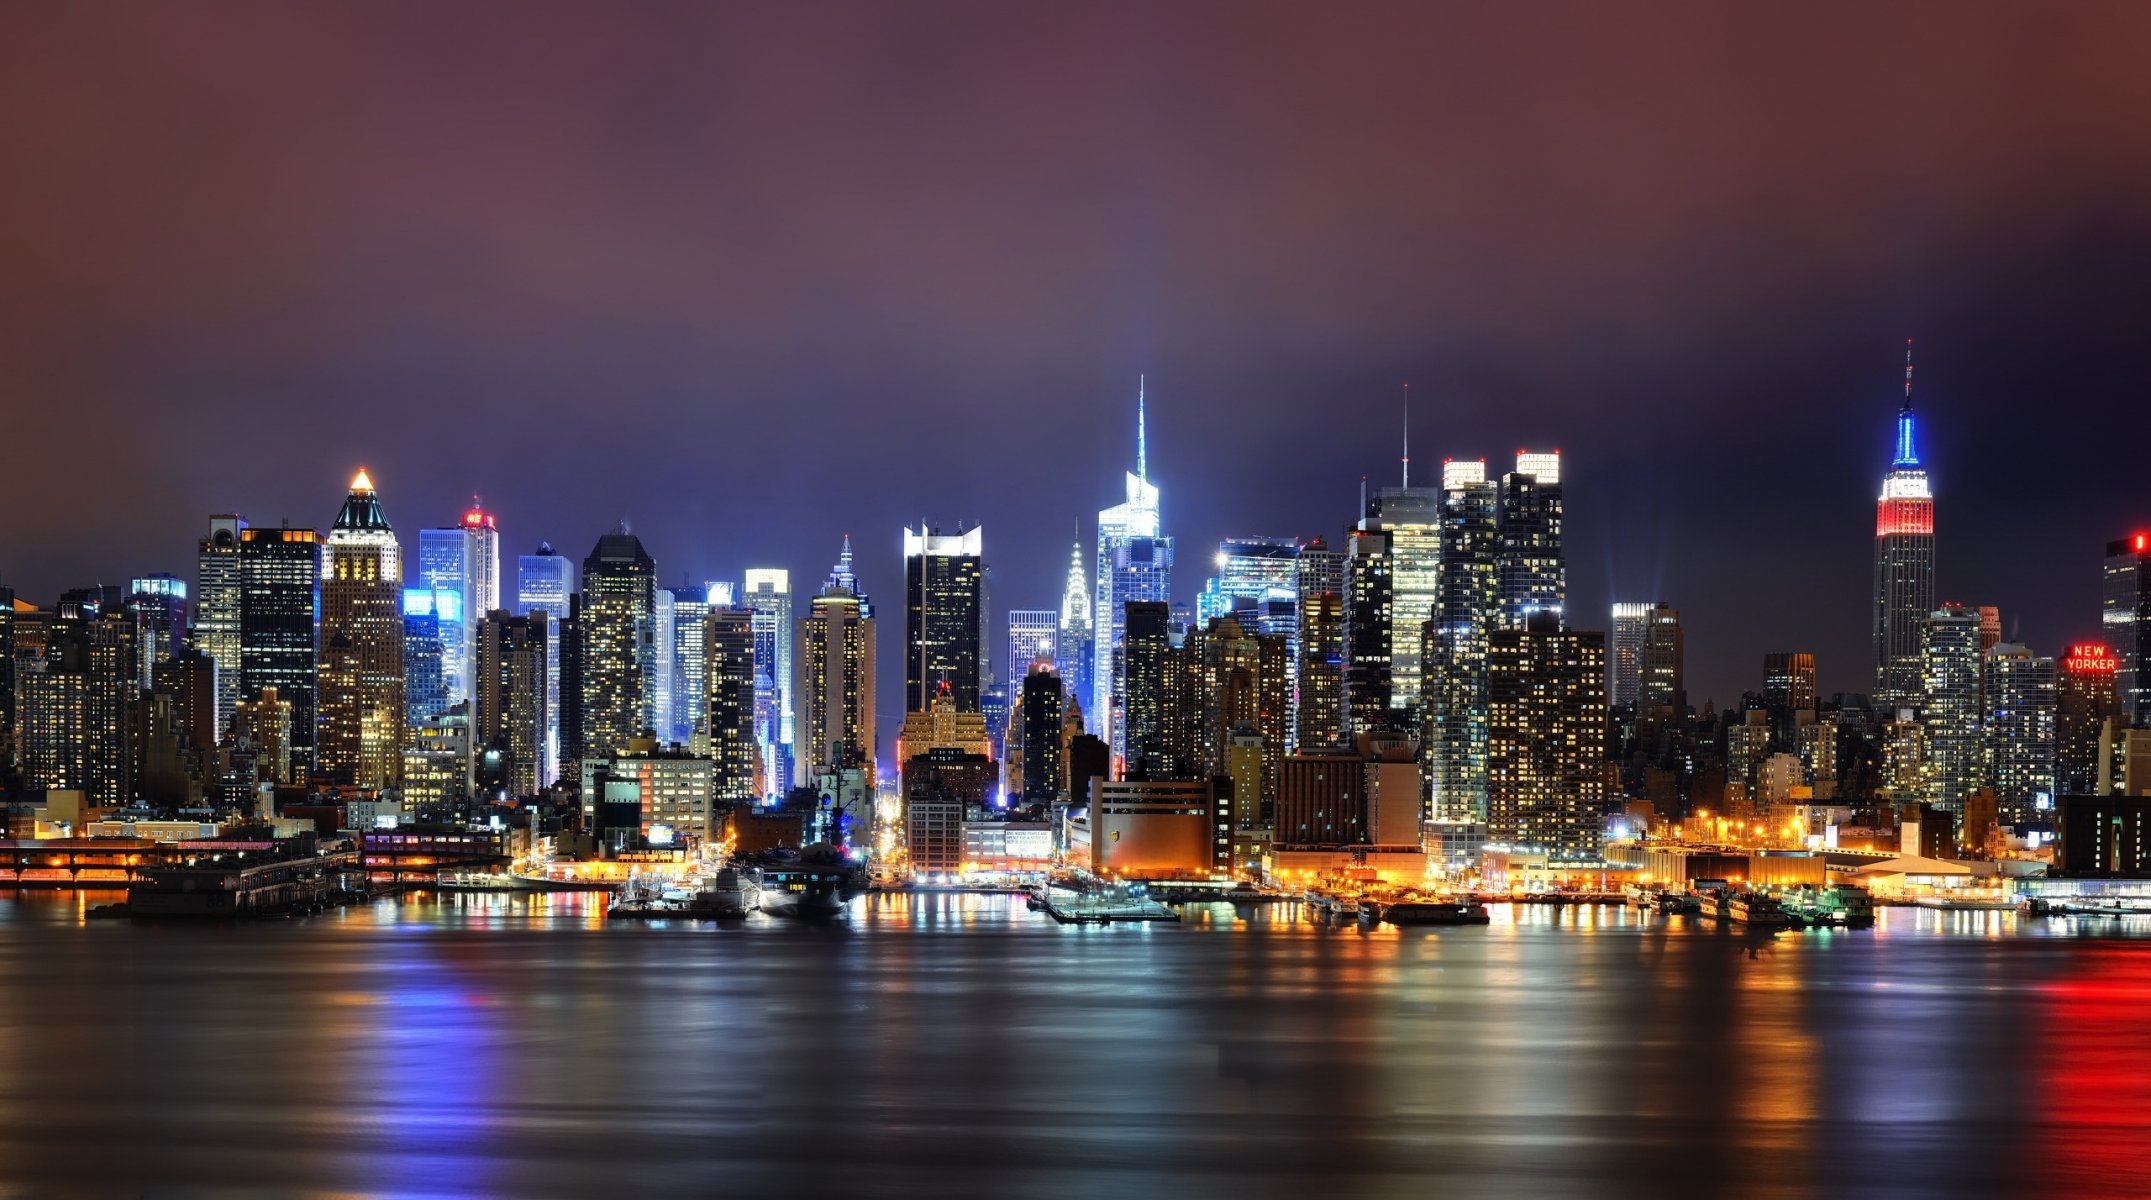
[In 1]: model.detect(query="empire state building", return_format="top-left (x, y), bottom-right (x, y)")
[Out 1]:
top-left (1873, 343), bottom-right (1936, 708)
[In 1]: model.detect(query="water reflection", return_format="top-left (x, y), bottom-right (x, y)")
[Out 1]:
top-left (0, 891), bottom-right (2146, 1197)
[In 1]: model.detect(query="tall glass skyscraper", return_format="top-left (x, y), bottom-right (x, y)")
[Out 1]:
top-left (579, 527), bottom-right (655, 760)
top-left (1608, 602), bottom-right (1651, 711)
top-left (1875, 344), bottom-right (1937, 707)
top-left (1983, 642), bottom-right (2056, 826)
top-left (238, 524), bottom-right (321, 777)
top-left (2105, 532), bottom-right (2151, 726)
top-left (743, 568), bottom-right (794, 794)
top-left (418, 506), bottom-right (499, 714)
top-left (1365, 488), bottom-right (1442, 719)
top-left (903, 525), bottom-right (984, 712)
top-left (1425, 459), bottom-right (1498, 822)
top-left (1919, 604), bottom-right (1983, 815)
top-left (517, 543), bottom-right (573, 785)
top-left (1094, 379), bottom-right (1172, 762)
top-left (1496, 451), bottom-right (1564, 629)
top-left (317, 469), bottom-right (406, 789)
top-left (195, 514), bottom-right (247, 739)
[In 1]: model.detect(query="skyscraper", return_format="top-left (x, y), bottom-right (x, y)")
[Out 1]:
top-left (1608, 602), bottom-right (1651, 711)
top-left (2057, 644), bottom-right (2121, 795)
top-left (402, 592), bottom-right (448, 731)
top-left (1020, 663), bottom-right (1064, 803)
top-left (1195, 538), bottom-right (1301, 624)
top-left (1094, 379), bottom-right (1173, 759)
top-left (903, 525), bottom-right (984, 713)
top-left (579, 527), bottom-right (655, 760)
top-left (1919, 604), bottom-right (1982, 815)
top-left (1007, 608), bottom-right (1059, 690)
top-left (1341, 525), bottom-right (1392, 738)
top-left (1118, 599), bottom-right (1180, 779)
top-left (238, 524), bottom-right (321, 778)
top-left (475, 609), bottom-right (548, 798)
top-left (663, 585), bottom-right (707, 747)
top-left (1874, 344), bottom-right (1937, 706)
top-left (18, 609), bottom-right (136, 807)
top-left (1056, 540), bottom-right (1094, 731)
top-left (126, 575), bottom-right (188, 688)
top-left (1763, 652), bottom-right (1819, 715)
top-left (1366, 485), bottom-right (1442, 720)
top-left (1628, 603), bottom-right (1683, 719)
top-left (742, 568), bottom-right (794, 794)
top-left (317, 469), bottom-right (406, 788)
top-left (1983, 642), bottom-right (2056, 826)
top-left (2105, 532), bottom-right (2151, 726)
top-left (1495, 451), bottom-right (1564, 629)
top-left (195, 514), bottom-right (246, 739)
top-left (797, 542), bottom-right (876, 780)
top-left (516, 543), bottom-right (573, 786)
top-left (1295, 535), bottom-right (1346, 751)
top-left (1487, 614), bottom-right (1607, 858)
top-left (705, 605), bottom-right (760, 805)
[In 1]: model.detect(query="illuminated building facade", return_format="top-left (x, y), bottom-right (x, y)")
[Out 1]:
top-left (2106, 533), bottom-right (2151, 726)
top-left (1982, 642), bottom-right (2056, 826)
top-left (19, 612), bottom-right (136, 804)
top-left (743, 568), bottom-right (794, 793)
top-left (238, 524), bottom-right (320, 778)
top-left (1094, 379), bottom-right (1172, 759)
top-left (1056, 541), bottom-right (1094, 730)
top-left (1874, 345), bottom-right (1937, 706)
top-left (1007, 608), bottom-right (1058, 689)
top-left (578, 527), bottom-right (655, 760)
top-left (1365, 489), bottom-right (1441, 719)
top-left (1763, 651), bottom-right (1819, 714)
top-left (1609, 602), bottom-right (1650, 710)
top-left (1118, 599), bottom-right (1180, 779)
top-left (476, 609), bottom-right (548, 798)
top-left (1425, 459), bottom-right (1499, 822)
top-left (194, 514), bottom-right (246, 740)
top-left (2057, 643), bottom-right (2122, 795)
top-left (1487, 615), bottom-right (1607, 859)
top-left (705, 606), bottom-right (760, 805)
top-left (127, 575), bottom-right (188, 688)
top-left (1919, 604), bottom-right (1983, 814)
top-left (417, 503), bottom-right (500, 713)
top-left (1295, 536), bottom-right (1346, 752)
top-left (797, 560), bottom-right (876, 781)
top-left (516, 543), bottom-right (573, 784)
top-left (904, 526), bottom-right (983, 713)
top-left (1497, 451), bottom-right (1565, 628)
top-left (401, 593), bottom-right (448, 730)
top-left (1637, 602), bottom-right (1684, 718)
top-left (316, 470), bottom-right (406, 789)
top-left (1342, 526), bottom-right (1392, 737)
top-left (233, 685), bottom-right (293, 786)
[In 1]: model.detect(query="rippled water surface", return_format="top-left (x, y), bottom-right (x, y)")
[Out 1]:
top-left (2, 892), bottom-right (2149, 1199)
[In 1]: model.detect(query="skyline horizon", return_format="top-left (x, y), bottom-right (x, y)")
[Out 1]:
top-left (3, 357), bottom-right (2140, 718)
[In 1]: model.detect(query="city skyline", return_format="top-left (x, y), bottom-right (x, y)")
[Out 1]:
top-left (6, 6), bottom-right (2151, 714)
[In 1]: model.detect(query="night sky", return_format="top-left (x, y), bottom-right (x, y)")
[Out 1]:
top-left (5, 2), bottom-right (2150, 715)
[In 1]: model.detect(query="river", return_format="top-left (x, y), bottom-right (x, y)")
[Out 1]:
top-left (1, 892), bottom-right (2147, 1198)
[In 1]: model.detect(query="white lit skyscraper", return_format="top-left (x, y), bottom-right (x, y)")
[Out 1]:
top-left (1094, 378), bottom-right (1173, 761)
top-left (516, 543), bottom-right (572, 786)
top-left (1007, 609), bottom-right (1058, 686)
top-left (743, 568), bottom-right (794, 796)
top-left (1057, 541), bottom-right (1093, 727)
top-left (1609, 602), bottom-right (1651, 711)
top-left (1919, 604), bottom-right (1983, 815)
top-left (1496, 451), bottom-right (1564, 628)
top-left (418, 503), bottom-right (500, 713)
top-left (195, 514), bottom-right (247, 738)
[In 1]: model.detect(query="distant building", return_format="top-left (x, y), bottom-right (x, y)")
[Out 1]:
top-left (581, 747), bottom-right (719, 846)
top-left (1342, 526), bottom-right (1392, 738)
top-left (1055, 541), bottom-right (1095, 732)
top-left (1919, 605), bottom-right (1983, 814)
top-left (704, 606), bottom-right (759, 805)
top-left (2057, 793), bottom-right (2151, 876)
top-left (1007, 608), bottom-right (1058, 693)
top-left (1087, 778), bottom-right (1223, 878)
top-left (903, 526), bottom-right (983, 714)
top-left (742, 568), bottom-right (795, 794)
top-left (1294, 536), bottom-right (1346, 752)
top-left (796, 548), bottom-right (876, 781)
top-left (1609, 602), bottom-right (1651, 711)
top-left (1094, 382), bottom-right (1172, 760)
top-left (1497, 451), bottom-right (1564, 628)
top-left (579, 527), bottom-right (655, 761)
top-left (194, 515), bottom-right (247, 738)
top-left (904, 747), bottom-right (994, 874)
top-left (1636, 603), bottom-right (1683, 718)
top-left (517, 542), bottom-right (574, 784)
top-left (1983, 643), bottom-right (2056, 826)
top-left (476, 609), bottom-right (548, 798)
top-left (317, 470), bottom-right (406, 789)
top-left (2057, 643), bottom-right (2122, 796)
top-left (1425, 460), bottom-right (1499, 823)
top-left (1018, 668), bottom-right (1064, 803)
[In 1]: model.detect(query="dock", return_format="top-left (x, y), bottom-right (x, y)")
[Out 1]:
top-left (1035, 887), bottom-right (1180, 924)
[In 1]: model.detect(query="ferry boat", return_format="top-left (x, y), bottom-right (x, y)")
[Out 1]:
top-left (1725, 892), bottom-right (1792, 928)
top-left (1381, 899), bottom-right (1491, 926)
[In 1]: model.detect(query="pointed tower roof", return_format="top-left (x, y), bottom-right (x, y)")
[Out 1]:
top-left (332, 468), bottom-right (391, 531)
top-left (1892, 338), bottom-right (1921, 467)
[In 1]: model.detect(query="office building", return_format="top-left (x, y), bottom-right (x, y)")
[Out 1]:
top-left (127, 575), bottom-right (188, 688)
top-left (1086, 779), bottom-right (1224, 877)
top-left (1497, 451), bottom-right (1565, 628)
top-left (1486, 615), bottom-right (1607, 859)
top-left (1342, 525), bottom-right (1392, 737)
top-left (2057, 643), bottom-right (2122, 796)
top-left (1020, 664), bottom-right (1064, 803)
top-left (1094, 380), bottom-right (1173, 758)
top-left (1609, 602), bottom-right (1650, 710)
top-left (476, 609), bottom-right (548, 798)
top-left (581, 747), bottom-right (720, 845)
top-left (1636, 603), bottom-right (1684, 718)
top-left (238, 524), bottom-right (320, 778)
top-left (579, 527), bottom-right (655, 760)
top-left (796, 549), bottom-right (876, 781)
top-left (1874, 345), bottom-right (1937, 706)
top-left (1425, 458), bottom-right (1500, 823)
top-left (704, 605), bottom-right (759, 805)
top-left (1295, 536), bottom-right (1345, 751)
top-left (1366, 486), bottom-right (1441, 719)
top-left (1763, 652), bottom-right (1819, 715)
top-left (517, 543), bottom-right (573, 786)
top-left (1007, 608), bottom-right (1058, 690)
top-left (401, 593), bottom-right (448, 731)
top-left (1118, 599), bottom-right (1181, 779)
top-left (1919, 604), bottom-right (1983, 814)
top-left (194, 514), bottom-right (247, 739)
top-left (418, 503), bottom-right (501, 712)
top-left (901, 526), bottom-right (983, 714)
top-left (1056, 541), bottom-right (1094, 731)
top-left (232, 686), bottom-right (293, 786)
top-left (1984, 642), bottom-right (2056, 826)
top-left (315, 470), bottom-right (406, 789)
top-left (742, 568), bottom-right (794, 794)
top-left (2107, 532), bottom-right (2151, 726)
top-left (661, 584), bottom-right (707, 746)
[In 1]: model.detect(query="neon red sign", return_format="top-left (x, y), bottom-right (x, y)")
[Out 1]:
top-left (2065, 644), bottom-right (2117, 673)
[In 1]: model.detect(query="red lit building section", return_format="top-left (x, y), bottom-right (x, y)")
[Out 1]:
top-left (1876, 497), bottom-right (1934, 538)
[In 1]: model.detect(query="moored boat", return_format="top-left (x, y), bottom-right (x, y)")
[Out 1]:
top-left (1381, 899), bottom-right (1491, 926)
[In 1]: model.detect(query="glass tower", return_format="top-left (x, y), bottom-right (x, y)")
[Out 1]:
top-left (743, 569), bottom-right (794, 794)
top-left (1094, 379), bottom-right (1172, 762)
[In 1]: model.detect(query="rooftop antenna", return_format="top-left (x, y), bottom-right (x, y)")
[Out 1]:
top-left (1902, 338), bottom-right (1914, 413)
top-left (1401, 382), bottom-right (1411, 489)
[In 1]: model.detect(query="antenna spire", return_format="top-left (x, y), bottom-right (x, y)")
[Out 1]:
top-left (1902, 338), bottom-right (1914, 413)
top-left (1401, 382), bottom-right (1411, 489)
top-left (1136, 374), bottom-right (1148, 482)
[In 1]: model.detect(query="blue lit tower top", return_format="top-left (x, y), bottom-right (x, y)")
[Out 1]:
top-left (1893, 338), bottom-right (1920, 467)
